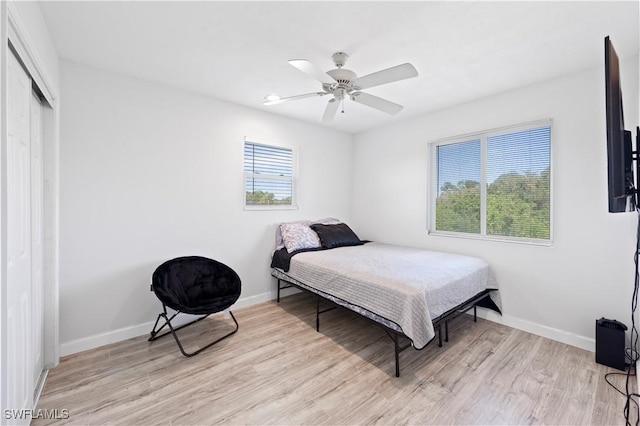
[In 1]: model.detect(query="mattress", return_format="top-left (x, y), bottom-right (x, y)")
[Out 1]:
top-left (274, 242), bottom-right (501, 349)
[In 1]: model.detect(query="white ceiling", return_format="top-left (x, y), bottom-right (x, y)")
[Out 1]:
top-left (39, 1), bottom-right (639, 134)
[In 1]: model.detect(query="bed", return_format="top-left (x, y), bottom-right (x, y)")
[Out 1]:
top-left (270, 220), bottom-right (502, 377)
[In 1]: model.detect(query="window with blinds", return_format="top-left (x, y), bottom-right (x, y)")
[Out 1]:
top-left (431, 121), bottom-right (551, 242)
top-left (244, 139), bottom-right (296, 208)
top-left (436, 139), bottom-right (482, 234)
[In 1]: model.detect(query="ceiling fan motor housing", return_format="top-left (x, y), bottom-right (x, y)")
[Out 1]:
top-left (326, 68), bottom-right (357, 89)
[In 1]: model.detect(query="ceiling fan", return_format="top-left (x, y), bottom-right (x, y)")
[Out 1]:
top-left (263, 52), bottom-right (419, 123)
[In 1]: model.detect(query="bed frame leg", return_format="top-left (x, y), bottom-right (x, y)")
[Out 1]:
top-left (316, 297), bottom-right (320, 332)
top-left (277, 279), bottom-right (281, 303)
top-left (394, 334), bottom-right (400, 378)
top-left (438, 324), bottom-right (443, 347)
top-left (445, 320), bottom-right (449, 342)
top-left (474, 305), bottom-right (477, 322)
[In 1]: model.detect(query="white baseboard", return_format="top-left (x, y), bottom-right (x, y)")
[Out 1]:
top-left (59, 291), bottom-right (275, 357)
top-left (60, 321), bottom-right (156, 357)
top-left (61, 290), bottom-right (594, 357)
top-left (475, 309), bottom-right (595, 352)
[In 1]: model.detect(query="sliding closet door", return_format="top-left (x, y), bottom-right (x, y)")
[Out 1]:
top-left (31, 90), bottom-right (45, 396)
top-left (7, 48), bottom-right (34, 424)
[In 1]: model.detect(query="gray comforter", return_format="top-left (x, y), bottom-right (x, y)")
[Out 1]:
top-left (282, 242), bottom-right (501, 349)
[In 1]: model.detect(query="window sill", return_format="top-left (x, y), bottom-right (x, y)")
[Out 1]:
top-left (428, 230), bottom-right (553, 247)
top-left (244, 204), bottom-right (299, 211)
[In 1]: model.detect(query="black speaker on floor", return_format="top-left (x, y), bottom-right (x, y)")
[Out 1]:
top-left (595, 318), bottom-right (627, 371)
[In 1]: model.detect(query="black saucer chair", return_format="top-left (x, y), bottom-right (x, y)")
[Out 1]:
top-left (148, 256), bottom-right (241, 357)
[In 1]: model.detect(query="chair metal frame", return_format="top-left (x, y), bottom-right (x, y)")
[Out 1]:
top-left (148, 305), bottom-right (239, 357)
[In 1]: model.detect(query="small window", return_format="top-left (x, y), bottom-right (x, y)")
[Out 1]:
top-left (430, 120), bottom-right (551, 243)
top-left (243, 138), bottom-right (297, 209)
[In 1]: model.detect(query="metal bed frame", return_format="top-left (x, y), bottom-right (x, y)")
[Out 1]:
top-left (274, 271), bottom-right (495, 377)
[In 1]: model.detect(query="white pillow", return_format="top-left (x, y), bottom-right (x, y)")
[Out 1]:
top-left (280, 222), bottom-right (321, 253)
top-left (312, 217), bottom-right (341, 225)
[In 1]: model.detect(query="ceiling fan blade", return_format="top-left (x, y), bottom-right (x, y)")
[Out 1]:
top-left (351, 92), bottom-right (403, 115)
top-left (288, 59), bottom-right (336, 85)
top-left (353, 63), bottom-right (418, 90)
top-left (263, 92), bottom-right (327, 105)
top-left (321, 98), bottom-right (340, 123)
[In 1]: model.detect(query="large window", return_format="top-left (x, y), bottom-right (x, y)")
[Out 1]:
top-left (244, 138), bottom-right (297, 209)
top-left (430, 120), bottom-right (551, 243)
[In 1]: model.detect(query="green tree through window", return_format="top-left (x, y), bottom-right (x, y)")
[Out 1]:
top-left (436, 180), bottom-right (481, 234)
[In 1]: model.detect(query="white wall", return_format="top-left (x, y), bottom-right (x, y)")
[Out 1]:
top-left (351, 55), bottom-right (640, 351)
top-left (59, 60), bottom-right (353, 354)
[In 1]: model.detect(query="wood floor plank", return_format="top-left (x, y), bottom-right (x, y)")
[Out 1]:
top-left (34, 292), bottom-right (636, 425)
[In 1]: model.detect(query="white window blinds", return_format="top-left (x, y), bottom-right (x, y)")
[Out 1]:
top-left (486, 126), bottom-right (551, 239)
top-left (244, 140), bottom-right (296, 207)
top-left (436, 139), bottom-right (481, 234)
top-left (432, 121), bottom-right (551, 242)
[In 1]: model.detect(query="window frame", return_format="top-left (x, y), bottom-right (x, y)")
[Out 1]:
top-left (243, 137), bottom-right (298, 211)
top-left (428, 119), bottom-right (553, 245)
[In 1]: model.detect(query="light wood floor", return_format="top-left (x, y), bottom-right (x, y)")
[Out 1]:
top-left (35, 292), bottom-right (636, 425)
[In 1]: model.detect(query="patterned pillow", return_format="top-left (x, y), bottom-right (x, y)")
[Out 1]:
top-left (280, 223), bottom-right (322, 253)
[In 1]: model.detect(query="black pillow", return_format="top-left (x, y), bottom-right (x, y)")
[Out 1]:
top-left (310, 223), bottom-right (363, 249)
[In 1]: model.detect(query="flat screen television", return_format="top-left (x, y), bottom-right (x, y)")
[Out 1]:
top-left (605, 35), bottom-right (638, 213)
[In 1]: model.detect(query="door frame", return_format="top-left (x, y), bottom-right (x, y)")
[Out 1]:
top-left (1, 1), bottom-right (60, 413)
